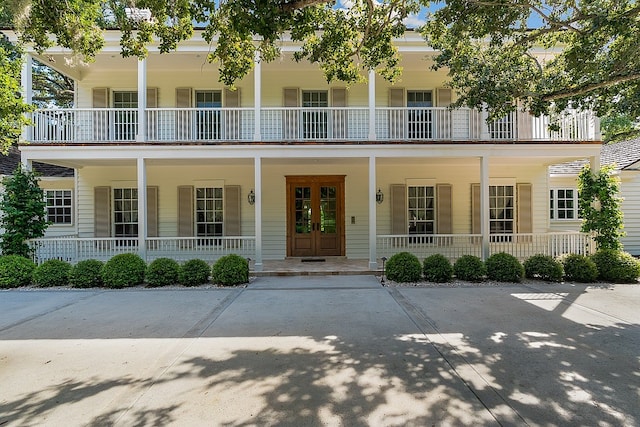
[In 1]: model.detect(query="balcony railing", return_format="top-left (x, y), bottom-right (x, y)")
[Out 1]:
top-left (29, 107), bottom-right (600, 144)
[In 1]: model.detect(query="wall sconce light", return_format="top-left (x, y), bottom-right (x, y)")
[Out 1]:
top-left (376, 188), bottom-right (384, 204)
top-left (248, 189), bottom-right (255, 205)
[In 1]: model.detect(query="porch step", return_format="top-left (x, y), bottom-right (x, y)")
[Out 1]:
top-left (252, 258), bottom-right (380, 277)
top-left (253, 270), bottom-right (380, 277)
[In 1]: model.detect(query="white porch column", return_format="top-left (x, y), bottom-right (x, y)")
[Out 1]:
top-left (137, 157), bottom-right (147, 260)
top-left (254, 156), bottom-right (263, 271)
top-left (20, 152), bottom-right (32, 171)
top-left (368, 69), bottom-right (376, 141)
top-left (369, 156), bottom-right (378, 269)
top-left (21, 53), bottom-right (33, 142)
top-left (590, 153), bottom-right (601, 173)
top-left (480, 156), bottom-right (490, 260)
top-left (136, 58), bottom-right (147, 142)
top-left (254, 52), bottom-right (262, 141)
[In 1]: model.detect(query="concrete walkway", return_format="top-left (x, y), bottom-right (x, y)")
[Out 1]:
top-left (0, 277), bottom-right (638, 426)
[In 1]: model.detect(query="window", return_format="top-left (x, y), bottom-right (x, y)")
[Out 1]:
top-left (45, 190), bottom-right (72, 224)
top-left (195, 187), bottom-right (223, 237)
top-left (407, 91), bottom-right (433, 139)
top-left (408, 186), bottom-right (435, 234)
top-left (302, 90), bottom-right (328, 139)
top-left (490, 185), bottom-right (514, 234)
top-left (113, 188), bottom-right (138, 237)
top-left (195, 90), bottom-right (222, 140)
top-left (550, 188), bottom-right (579, 220)
top-left (113, 91), bottom-right (138, 140)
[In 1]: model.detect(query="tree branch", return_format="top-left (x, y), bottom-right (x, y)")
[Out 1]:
top-left (542, 73), bottom-right (640, 102)
top-left (280, 0), bottom-right (333, 12)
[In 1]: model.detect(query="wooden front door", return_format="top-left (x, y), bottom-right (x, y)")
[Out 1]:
top-left (286, 176), bottom-right (345, 257)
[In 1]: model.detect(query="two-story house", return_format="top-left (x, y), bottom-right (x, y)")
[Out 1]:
top-left (14, 30), bottom-right (602, 271)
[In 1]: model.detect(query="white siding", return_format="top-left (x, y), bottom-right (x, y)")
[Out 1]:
top-left (620, 172), bottom-right (640, 255)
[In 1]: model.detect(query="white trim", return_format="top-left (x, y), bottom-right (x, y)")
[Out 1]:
top-left (406, 178), bottom-right (436, 187)
top-left (489, 177), bottom-right (516, 186)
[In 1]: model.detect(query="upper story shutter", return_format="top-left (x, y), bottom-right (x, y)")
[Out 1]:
top-left (176, 88), bottom-right (192, 140)
top-left (389, 88), bottom-right (405, 139)
top-left (94, 186), bottom-right (111, 237)
top-left (436, 88), bottom-right (452, 107)
top-left (283, 88), bottom-right (300, 140)
top-left (92, 88), bottom-right (109, 141)
top-left (224, 88), bottom-right (241, 140)
top-left (178, 185), bottom-right (194, 237)
top-left (224, 185), bottom-right (241, 236)
top-left (332, 87), bottom-right (348, 139)
top-left (146, 88), bottom-right (158, 140)
top-left (437, 184), bottom-right (452, 234)
top-left (390, 184), bottom-right (407, 235)
top-left (146, 88), bottom-right (158, 108)
top-left (147, 186), bottom-right (159, 238)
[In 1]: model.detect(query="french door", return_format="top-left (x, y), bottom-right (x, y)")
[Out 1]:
top-left (286, 176), bottom-right (345, 257)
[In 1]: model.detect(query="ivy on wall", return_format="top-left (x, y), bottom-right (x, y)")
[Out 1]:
top-left (578, 164), bottom-right (625, 251)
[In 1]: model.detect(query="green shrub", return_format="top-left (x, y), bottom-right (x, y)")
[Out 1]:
top-left (384, 252), bottom-right (422, 283)
top-left (486, 252), bottom-right (524, 282)
top-left (423, 254), bottom-right (453, 282)
top-left (70, 259), bottom-right (104, 288)
top-left (212, 254), bottom-right (249, 286)
top-left (180, 259), bottom-right (211, 286)
top-left (523, 254), bottom-right (564, 282)
top-left (101, 253), bottom-right (146, 288)
top-left (590, 249), bottom-right (640, 283)
top-left (0, 255), bottom-right (35, 288)
top-left (146, 258), bottom-right (180, 287)
top-left (33, 259), bottom-right (72, 287)
top-left (453, 255), bottom-right (486, 282)
top-left (561, 254), bottom-right (598, 283)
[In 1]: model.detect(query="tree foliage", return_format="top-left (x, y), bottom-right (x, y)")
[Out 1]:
top-left (578, 164), bottom-right (625, 251)
top-left (8, 0), bottom-right (418, 86)
top-left (0, 166), bottom-right (48, 257)
top-left (423, 0), bottom-right (640, 120)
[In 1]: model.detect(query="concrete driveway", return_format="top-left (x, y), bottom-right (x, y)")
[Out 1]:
top-left (0, 276), bottom-right (638, 426)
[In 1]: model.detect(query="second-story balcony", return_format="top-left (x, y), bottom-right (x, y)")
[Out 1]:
top-left (29, 107), bottom-right (600, 144)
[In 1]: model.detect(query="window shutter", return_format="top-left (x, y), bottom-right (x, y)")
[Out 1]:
top-left (176, 88), bottom-right (192, 141)
top-left (283, 88), bottom-right (300, 139)
top-left (517, 183), bottom-right (533, 234)
top-left (178, 186), bottom-right (193, 237)
top-left (92, 88), bottom-right (109, 141)
top-left (94, 186), bottom-right (111, 237)
top-left (224, 185), bottom-right (241, 236)
top-left (436, 88), bottom-right (452, 107)
top-left (471, 183), bottom-right (480, 235)
top-left (437, 184), bottom-right (452, 234)
top-left (224, 88), bottom-right (241, 140)
top-left (146, 88), bottom-right (158, 108)
top-left (332, 87), bottom-right (348, 139)
top-left (147, 186), bottom-right (158, 238)
top-left (390, 184), bottom-right (407, 235)
top-left (517, 110), bottom-right (533, 140)
top-left (389, 88), bottom-right (405, 139)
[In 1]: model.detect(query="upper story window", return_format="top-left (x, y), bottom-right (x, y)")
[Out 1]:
top-left (550, 188), bottom-right (579, 220)
top-left (113, 91), bottom-right (138, 141)
top-left (407, 91), bottom-right (433, 139)
top-left (302, 90), bottom-right (328, 139)
top-left (195, 90), bottom-right (222, 140)
top-left (45, 190), bottom-right (72, 225)
top-left (408, 185), bottom-right (435, 235)
top-left (490, 185), bottom-right (514, 234)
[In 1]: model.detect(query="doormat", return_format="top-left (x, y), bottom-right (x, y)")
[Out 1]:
top-left (301, 258), bottom-right (326, 262)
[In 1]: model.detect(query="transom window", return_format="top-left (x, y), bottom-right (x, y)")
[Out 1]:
top-left (408, 186), bottom-right (435, 234)
top-left (114, 188), bottom-right (138, 237)
top-left (550, 188), bottom-right (579, 220)
top-left (407, 91), bottom-right (433, 107)
top-left (45, 190), bottom-right (72, 224)
top-left (196, 187), bottom-right (224, 236)
top-left (302, 91), bottom-right (328, 139)
top-left (113, 91), bottom-right (138, 108)
top-left (490, 185), bottom-right (514, 234)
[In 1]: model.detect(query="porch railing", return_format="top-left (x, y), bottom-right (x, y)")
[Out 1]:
top-left (29, 107), bottom-right (600, 143)
top-left (377, 232), bottom-right (595, 261)
top-left (28, 236), bottom-right (256, 265)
